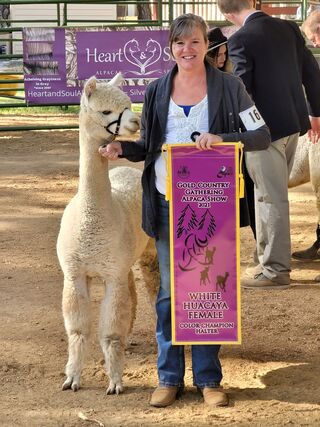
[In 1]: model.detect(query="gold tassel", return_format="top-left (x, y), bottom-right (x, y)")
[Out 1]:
top-left (238, 143), bottom-right (245, 199)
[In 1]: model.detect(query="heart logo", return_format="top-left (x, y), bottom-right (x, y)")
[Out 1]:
top-left (123, 38), bottom-right (162, 75)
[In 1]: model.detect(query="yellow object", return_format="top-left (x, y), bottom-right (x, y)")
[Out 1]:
top-left (164, 142), bottom-right (243, 345)
top-left (238, 143), bottom-right (245, 198)
top-left (164, 142), bottom-right (245, 201)
top-left (0, 74), bottom-right (20, 96)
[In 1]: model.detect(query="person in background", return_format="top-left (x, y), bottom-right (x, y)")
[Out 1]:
top-left (293, 10), bottom-right (320, 278)
top-left (302, 9), bottom-right (320, 47)
top-left (207, 27), bottom-right (230, 71)
top-left (218, 0), bottom-right (320, 290)
top-left (100, 13), bottom-right (270, 408)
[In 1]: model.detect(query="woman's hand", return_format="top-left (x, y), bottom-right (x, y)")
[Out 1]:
top-left (98, 141), bottom-right (123, 160)
top-left (195, 132), bottom-right (223, 150)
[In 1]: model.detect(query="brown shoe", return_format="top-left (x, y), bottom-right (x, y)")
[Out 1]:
top-left (150, 386), bottom-right (179, 407)
top-left (201, 387), bottom-right (229, 407)
top-left (245, 264), bottom-right (262, 277)
top-left (292, 242), bottom-right (320, 261)
top-left (242, 273), bottom-right (290, 290)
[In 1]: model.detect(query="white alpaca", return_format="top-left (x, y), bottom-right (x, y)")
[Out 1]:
top-left (57, 74), bottom-right (157, 394)
top-left (289, 134), bottom-right (320, 262)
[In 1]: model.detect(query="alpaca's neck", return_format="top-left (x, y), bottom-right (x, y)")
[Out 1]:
top-left (78, 126), bottom-right (111, 205)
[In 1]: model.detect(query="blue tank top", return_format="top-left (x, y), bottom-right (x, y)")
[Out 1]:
top-left (178, 105), bottom-right (194, 117)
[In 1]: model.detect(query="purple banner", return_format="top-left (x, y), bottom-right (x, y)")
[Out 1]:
top-left (23, 27), bottom-right (174, 105)
top-left (168, 145), bottom-right (241, 344)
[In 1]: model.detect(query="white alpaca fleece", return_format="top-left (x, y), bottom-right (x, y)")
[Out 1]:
top-left (57, 74), bottom-right (158, 395)
top-left (81, 74), bottom-right (131, 114)
top-left (289, 134), bottom-right (320, 224)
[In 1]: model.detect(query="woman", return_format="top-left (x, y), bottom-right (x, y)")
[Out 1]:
top-left (207, 27), bottom-right (230, 71)
top-left (100, 13), bottom-right (270, 407)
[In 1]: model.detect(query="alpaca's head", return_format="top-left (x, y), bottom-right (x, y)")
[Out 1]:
top-left (80, 73), bottom-right (140, 142)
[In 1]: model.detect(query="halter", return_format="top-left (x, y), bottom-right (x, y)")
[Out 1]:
top-left (105, 108), bottom-right (128, 136)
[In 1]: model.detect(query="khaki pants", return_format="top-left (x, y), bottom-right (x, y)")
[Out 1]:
top-left (245, 133), bottom-right (299, 284)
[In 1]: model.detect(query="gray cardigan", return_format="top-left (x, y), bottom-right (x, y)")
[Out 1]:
top-left (121, 62), bottom-right (270, 238)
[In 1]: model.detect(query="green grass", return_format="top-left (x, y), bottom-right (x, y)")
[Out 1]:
top-left (0, 101), bottom-right (80, 115)
top-left (0, 98), bottom-right (143, 115)
top-left (132, 103), bottom-right (143, 114)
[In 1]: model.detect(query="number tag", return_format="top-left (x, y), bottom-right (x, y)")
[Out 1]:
top-left (239, 105), bottom-right (265, 130)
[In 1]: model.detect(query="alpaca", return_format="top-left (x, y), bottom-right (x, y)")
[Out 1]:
top-left (289, 134), bottom-right (320, 263)
top-left (200, 266), bottom-right (210, 286)
top-left (57, 74), bottom-right (157, 395)
top-left (204, 246), bottom-right (216, 264)
top-left (216, 272), bottom-right (229, 292)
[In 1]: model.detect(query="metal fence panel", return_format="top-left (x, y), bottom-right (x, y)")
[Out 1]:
top-left (0, 0), bottom-right (319, 131)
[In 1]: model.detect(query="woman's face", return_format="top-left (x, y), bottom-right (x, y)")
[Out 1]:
top-left (171, 26), bottom-right (208, 72)
top-left (216, 44), bottom-right (227, 69)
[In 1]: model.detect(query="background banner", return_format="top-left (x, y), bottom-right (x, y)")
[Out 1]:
top-left (23, 27), bottom-right (174, 104)
top-left (166, 144), bottom-right (242, 345)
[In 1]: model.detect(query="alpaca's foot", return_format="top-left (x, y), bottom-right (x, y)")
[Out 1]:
top-left (62, 374), bottom-right (81, 392)
top-left (106, 380), bottom-right (124, 395)
top-left (292, 242), bottom-right (320, 261)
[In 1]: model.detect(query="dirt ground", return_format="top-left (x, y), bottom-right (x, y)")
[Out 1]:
top-left (1, 114), bottom-right (320, 427)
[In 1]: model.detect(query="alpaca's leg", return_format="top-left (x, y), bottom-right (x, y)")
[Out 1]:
top-left (310, 145), bottom-right (320, 258)
top-left (99, 277), bottom-right (133, 395)
top-left (138, 240), bottom-right (159, 307)
top-left (62, 275), bottom-right (91, 391)
top-left (292, 143), bottom-right (320, 260)
top-left (288, 135), bottom-right (310, 188)
top-left (309, 143), bottom-right (320, 227)
top-left (128, 270), bottom-right (137, 334)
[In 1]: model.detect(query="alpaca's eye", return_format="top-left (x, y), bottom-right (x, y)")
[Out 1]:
top-left (102, 110), bottom-right (111, 115)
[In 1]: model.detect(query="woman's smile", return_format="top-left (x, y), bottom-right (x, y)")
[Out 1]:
top-left (172, 27), bottom-right (208, 70)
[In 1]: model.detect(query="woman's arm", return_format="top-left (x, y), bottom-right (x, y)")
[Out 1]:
top-left (218, 79), bottom-right (271, 151)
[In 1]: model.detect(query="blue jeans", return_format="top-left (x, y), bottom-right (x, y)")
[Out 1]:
top-left (155, 194), bottom-right (222, 388)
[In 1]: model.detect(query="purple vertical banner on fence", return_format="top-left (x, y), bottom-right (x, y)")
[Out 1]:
top-left (23, 27), bottom-right (174, 105)
top-left (23, 28), bottom-right (83, 105)
top-left (168, 144), bottom-right (241, 345)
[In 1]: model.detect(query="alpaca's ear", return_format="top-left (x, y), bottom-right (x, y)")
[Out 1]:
top-left (84, 76), bottom-right (97, 98)
top-left (108, 73), bottom-right (124, 87)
